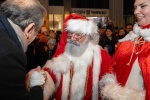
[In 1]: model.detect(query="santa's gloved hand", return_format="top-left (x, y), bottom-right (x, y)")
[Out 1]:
top-left (29, 71), bottom-right (45, 88)
top-left (99, 73), bottom-right (117, 89)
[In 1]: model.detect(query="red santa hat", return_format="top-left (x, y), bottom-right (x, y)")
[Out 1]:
top-left (53, 13), bottom-right (98, 57)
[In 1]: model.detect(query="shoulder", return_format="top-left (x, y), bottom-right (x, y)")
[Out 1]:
top-left (0, 30), bottom-right (22, 53)
top-left (117, 41), bottom-right (133, 50)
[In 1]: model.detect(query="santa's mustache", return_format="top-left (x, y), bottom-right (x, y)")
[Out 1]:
top-left (67, 39), bottom-right (80, 46)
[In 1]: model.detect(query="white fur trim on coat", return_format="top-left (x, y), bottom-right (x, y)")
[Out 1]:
top-left (44, 53), bottom-right (70, 91)
top-left (119, 23), bottom-right (150, 42)
top-left (44, 43), bottom-right (102, 99)
top-left (44, 54), bottom-right (71, 74)
top-left (99, 73), bottom-right (117, 89)
top-left (61, 43), bottom-right (101, 100)
top-left (99, 74), bottom-right (145, 100)
top-left (66, 19), bottom-right (98, 35)
top-left (92, 44), bottom-right (101, 100)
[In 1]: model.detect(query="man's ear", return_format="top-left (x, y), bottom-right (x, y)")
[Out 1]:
top-left (24, 23), bottom-right (35, 39)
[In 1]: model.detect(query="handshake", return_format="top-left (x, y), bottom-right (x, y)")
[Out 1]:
top-left (26, 66), bottom-right (47, 91)
top-left (26, 66), bottom-right (55, 100)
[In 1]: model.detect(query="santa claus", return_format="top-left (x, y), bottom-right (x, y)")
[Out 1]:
top-left (42, 14), bottom-right (111, 100)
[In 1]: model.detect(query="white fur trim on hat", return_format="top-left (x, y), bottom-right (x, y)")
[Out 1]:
top-left (66, 19), bottom-right (98, 35)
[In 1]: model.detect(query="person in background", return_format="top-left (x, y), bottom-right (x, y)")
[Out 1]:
top-left (106, 19), bottom-right (115, 31)
top-left (99, 27), bottom-right (118, 57)
top-left (55, 30), bottom-right (62, 44)
top-left (48, 30), bottom-right (56, 41)
top-left (49, 29), bottom-right (55, 37)
top-left (114, 23), bottom-right (119, 36)
top-left (41, 26), bottom-right (49, 37)
top-left (35, 33), bottom-right (49, 67)
top-left (0, 0), bottom-right (46, 99)
top-left (47, 39), bottom-right (57, 60)
top-left (99, 0), bottom-right (150, 99)
top-left (115, 28), bottom-right (128, 50)
top-left (114, 26), bottom-right (119, 36)
top-left (42, 13), bottom-right (111, 100)
top-left (125, 23), bottom-right (133, 34)
top-left (117, 27), bottom-right (127, 40)
top-left (98, 27), bottom-right (105, 47)
top-left (99, 27), bottom-right (105, 36)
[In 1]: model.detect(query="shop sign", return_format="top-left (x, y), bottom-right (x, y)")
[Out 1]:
top-left (71, 8), bottom-right (109, 17)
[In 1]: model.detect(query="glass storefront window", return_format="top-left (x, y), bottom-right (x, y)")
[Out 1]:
top-left (123, 15), bottom-right (136, 26)
top-left (49, 14), bottom-right (63, 31)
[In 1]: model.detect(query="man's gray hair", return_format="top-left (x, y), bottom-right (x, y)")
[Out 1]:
top-left (1, 0), bottom-right (46, 32)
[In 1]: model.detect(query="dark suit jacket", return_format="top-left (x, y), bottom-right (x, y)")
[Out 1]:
top-left (0, 12), bottom-right (43, 100)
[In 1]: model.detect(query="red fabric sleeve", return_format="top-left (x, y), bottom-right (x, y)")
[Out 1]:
top-left (44, 68), bottom-right (57, 83)
top-left (99, 49), bottom-right (112, 80)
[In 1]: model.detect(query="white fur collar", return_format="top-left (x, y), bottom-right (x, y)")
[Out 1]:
top-left (119, 23), bottom-right (150, 42)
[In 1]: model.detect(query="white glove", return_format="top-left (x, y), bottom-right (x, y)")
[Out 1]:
top-left (29, 71), bottom-right (45, 88)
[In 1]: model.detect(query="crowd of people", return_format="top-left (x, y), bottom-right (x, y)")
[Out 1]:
top-left (26, 26), bottom-right (62, 72)
top-left (98, 20), bottom-right (134, 57)
top-left (1, 0), bottom-right (150, 100)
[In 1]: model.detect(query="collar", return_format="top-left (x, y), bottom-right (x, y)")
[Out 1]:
top-left (119, 23), bottom-right (150, 42)
top-left (8, 19), bottom-right (28, 52)
top-left (140, 24), bottom-right (150, 29)
top-left (0, 12), bottom-right (22, 49)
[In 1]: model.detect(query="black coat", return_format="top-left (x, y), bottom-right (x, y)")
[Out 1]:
top-left (35, 42), bottom-right (49, 67)
top-left (0, 13), bottom-right (43, 100)
top-left (99, 35), bottom-right (118, 56)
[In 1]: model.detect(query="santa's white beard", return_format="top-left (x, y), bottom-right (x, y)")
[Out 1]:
top-left (65, 39), bottom-right (89, 57)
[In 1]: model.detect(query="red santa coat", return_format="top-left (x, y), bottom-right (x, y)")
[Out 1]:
top-left (100, 24), bottom-right (150, 100)
top-left (43, 43), bottom-right (111, 100)
top-left (109, 40), bottom-right (149, 99)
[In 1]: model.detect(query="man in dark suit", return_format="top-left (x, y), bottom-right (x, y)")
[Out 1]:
top-left (0, 0), bottom-right (46, 99)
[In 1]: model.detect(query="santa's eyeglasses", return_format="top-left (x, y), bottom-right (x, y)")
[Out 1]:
top-left (67, 32), bottom-right (85, 41)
